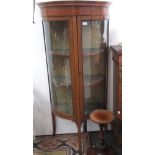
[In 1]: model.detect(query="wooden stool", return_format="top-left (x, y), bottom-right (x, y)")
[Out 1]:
top-left (90, 109), bottom-right (115, 154)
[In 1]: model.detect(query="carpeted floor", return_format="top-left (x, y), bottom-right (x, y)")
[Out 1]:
top-left (34, 149), bottom-right (70, 155)
top-left (33, 133), bottom-right (90, 155)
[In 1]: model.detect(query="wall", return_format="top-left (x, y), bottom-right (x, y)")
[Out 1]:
top-left (33, 0), bottom-right (122, 136)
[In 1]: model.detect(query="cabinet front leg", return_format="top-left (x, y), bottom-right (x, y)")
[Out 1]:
top-left (52, 112), bottom-right (56, 136)
top-left (76, 121), bottom-right (82, 154)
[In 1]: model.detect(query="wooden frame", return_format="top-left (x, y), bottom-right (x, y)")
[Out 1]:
top-left (111, 45), bottom-right (122, 147)
top-left (77, 16), bottom-right (109, 121)
top-left (111, 46), bottom-right (122, 122)
top-left (38, 1), bottom-right (111, 18)
top-left (43, 16), bottom-right (78, 121)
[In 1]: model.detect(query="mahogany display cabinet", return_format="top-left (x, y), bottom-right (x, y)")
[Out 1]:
top-left (37, 1), bottom-right (111, 149)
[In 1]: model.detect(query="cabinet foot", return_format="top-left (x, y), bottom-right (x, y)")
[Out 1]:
top-left (52, 112), bottom-right (56, 136)
top-left (76, 121), bottom-right (82, 152)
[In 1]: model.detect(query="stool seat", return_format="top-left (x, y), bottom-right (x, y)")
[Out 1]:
top-left (90, 109), bottom-right (114, 124)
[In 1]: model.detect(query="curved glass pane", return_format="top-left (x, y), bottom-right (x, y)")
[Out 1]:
top-left (43, 21), bottom-right (73, 115)
top-left (81, 20), bottom-right (108, 115)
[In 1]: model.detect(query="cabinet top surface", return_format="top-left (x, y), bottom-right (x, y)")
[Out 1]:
top-left (37, 0), bottom-right (111, 7)
top-left (38, 0), bottom-right (111, 18)
top-left (37, 0), bottom-right (112, 2)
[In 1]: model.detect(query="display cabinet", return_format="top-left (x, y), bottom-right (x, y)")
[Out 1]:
top-left (38, 1), bottom-right (111, 149)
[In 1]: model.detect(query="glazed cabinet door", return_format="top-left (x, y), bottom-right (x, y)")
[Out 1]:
top-left (43, 17), bottom-right (77, 119)
top-left (78, 16), bottom-right (109, 117)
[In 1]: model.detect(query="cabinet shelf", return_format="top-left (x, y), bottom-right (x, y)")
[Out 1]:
top-left (49, 50), bottom-right (69, 56)
top-left (52, 76), bottom-right (104, 87)
top-left (84, 76), bottom-right (104, 87)
top-left (83, 48), bottom-right (104, 53)
top-left (52, 52), bottom-right (69, 56)
top-left (83, 51), bottom-right (103, 56)
top-left (83, 48), bottom-right (105, 56)
top-left (49, 48), bottom-right (104, 56)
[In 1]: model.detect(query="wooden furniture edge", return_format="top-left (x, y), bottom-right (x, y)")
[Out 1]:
top-left (37, 1), bottom-right (111, 8)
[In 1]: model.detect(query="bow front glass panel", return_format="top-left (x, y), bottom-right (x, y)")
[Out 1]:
top-left (43, 20), bottom-right (73, 115)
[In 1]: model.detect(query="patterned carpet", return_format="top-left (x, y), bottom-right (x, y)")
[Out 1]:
top-left (33, 133), bottom-right (90, 155)
top-left (34, 149), bottom-right (70, 155)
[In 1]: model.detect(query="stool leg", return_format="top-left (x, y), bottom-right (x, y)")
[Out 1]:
top-left (83, 120), bottom-right (87, 132)
top-left (99, 124), bottom-right (105, 146)
top-left (97, 124), bottom-right (116, 155)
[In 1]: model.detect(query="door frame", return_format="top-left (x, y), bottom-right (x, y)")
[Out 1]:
top-left (77, 16), bottom-right (109, 120)
top-left (43, 16), bottom-right (78, 121)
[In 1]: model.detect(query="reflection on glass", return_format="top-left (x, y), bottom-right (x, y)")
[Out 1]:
top-left (50, 21), bottom-right (69, 51)
top-left (81, 20), bottom-right (108, 115)
top-left (44, 21), bottom-right (73, 115)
